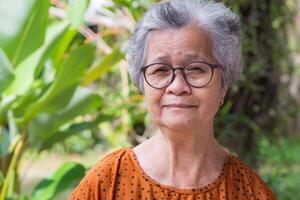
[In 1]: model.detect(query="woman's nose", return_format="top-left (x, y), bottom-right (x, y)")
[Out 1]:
top-left (165, 70), bottom-right (191, 95)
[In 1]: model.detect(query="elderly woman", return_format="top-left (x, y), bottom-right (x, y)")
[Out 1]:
top-left (70, 0), bottom-right (276, 199)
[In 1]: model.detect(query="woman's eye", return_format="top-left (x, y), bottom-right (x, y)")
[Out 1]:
top-left (152, 67), bottom-right (170, 74)
top-left (156, 67), bottom-right (169, 72)
top-left (186, 67), bottom-right (206, 73)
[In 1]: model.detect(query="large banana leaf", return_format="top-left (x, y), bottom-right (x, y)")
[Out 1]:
top-left (23, 44), bottom-right (96, 123)
top-left (5, 21), bottom-right (70, 96)
top-left (31, 162), bottom-right (86, 200)
top-left (28, 87), bottom-right (102, 148)
top-left (0, 48), bottom-right (14, 94)
top-left (0, 0), bottom-right (50, 67)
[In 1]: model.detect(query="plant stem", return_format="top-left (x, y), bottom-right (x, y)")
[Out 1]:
top-left (0, 135), bottom-right (26, 200)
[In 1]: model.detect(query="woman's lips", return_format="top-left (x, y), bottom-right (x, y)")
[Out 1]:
top-left (164, 104), bottom-right (197, 108)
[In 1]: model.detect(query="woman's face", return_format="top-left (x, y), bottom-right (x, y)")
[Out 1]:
top-left (143, 25), bottom-right (227, 131)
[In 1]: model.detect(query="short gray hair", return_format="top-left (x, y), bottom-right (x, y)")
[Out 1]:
top-left (126, 0), bottom-right (243, 92)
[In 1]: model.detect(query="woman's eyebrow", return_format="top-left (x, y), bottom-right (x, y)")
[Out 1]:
top-left (184, 54), bottom-right (213, 65)
top-left (183, 53), bottom-right (203, 61)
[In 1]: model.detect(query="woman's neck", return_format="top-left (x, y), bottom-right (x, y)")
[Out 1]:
top-left (133, 125), bottom-right (227, 189)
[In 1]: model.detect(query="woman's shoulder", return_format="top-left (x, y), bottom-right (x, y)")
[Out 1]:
top-left (226, 153), bottom-right (277, 199)
top-left (84, 147), bottom-right (132, 181)
top-left (68, 147), bottom-right (132, 200)
top-left (93, 147), bottom-right (130, 169)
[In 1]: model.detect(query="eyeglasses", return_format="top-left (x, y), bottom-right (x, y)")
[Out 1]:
top-left (141, 61), bottom-right (220, 89)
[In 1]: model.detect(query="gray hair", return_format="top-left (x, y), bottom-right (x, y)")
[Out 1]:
top-left (126, 0), bottom-right (243, 92)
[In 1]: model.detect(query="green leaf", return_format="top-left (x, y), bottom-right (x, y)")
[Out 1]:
top-left (0, 0), bottom-right (50, 66)
top-left (0, 170), bottom-right (4, 186)
top-left (40, 86), bottom-right (77, 114)
top-left (23, 44), bottom-right (96, 123)
top-left (0, 127), bottom-right (10, 158)
top-left (5, 21), bottom-right (70, 96)
top-left (43, 44), bottom-right (96, 100)
top-left (0, 95), bottom-right (17, 124)
top-left (31, 162), bottom-right (86, 200)
top-left (40, 114), bottom-right (113, 150)
top-left (19, 196), bottom-right (29, 200)
top-left (68, 0), bottom-right (90, 28)
top-left (28, 87), bottom-right (102, 148)
top-left (81, 48), bottom-right (124, 85)
top-left (7, 111), bottom-right (18, 140)
top-left (51, 28), bottom-right (77, 71)
top-left (7, 87), bottom-right (41, 120)
top-left (0, 48), bottom-right (14, 94)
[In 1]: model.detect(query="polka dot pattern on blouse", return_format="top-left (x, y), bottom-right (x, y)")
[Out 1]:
top-left (69, 147), bottom-right (276, 200)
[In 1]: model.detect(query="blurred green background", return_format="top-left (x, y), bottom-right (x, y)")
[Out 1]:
top-left (0, 0), bottom-right (299, 199)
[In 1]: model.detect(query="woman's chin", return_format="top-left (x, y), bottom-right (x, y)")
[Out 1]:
top-left (158, 117), bottom-right (197, 130)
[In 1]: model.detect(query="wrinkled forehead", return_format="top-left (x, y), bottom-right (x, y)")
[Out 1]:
top-left (145, 25), bottom-right (215, 65)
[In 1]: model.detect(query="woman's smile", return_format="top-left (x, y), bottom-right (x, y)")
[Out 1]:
top-left (163, 103), bottom-right (198, 109)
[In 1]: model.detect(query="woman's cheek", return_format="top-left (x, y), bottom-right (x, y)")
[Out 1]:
top-left (200, 96), bottom-right (220, 122)
top-left (145, 96), bottom-right (161, 122)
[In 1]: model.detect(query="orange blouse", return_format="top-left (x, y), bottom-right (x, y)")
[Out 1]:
top-left (69, 148), bottom-right (276, 200)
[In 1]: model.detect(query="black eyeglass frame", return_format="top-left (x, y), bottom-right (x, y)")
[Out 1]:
top-left (140, 61), bottom-right (221, 89)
